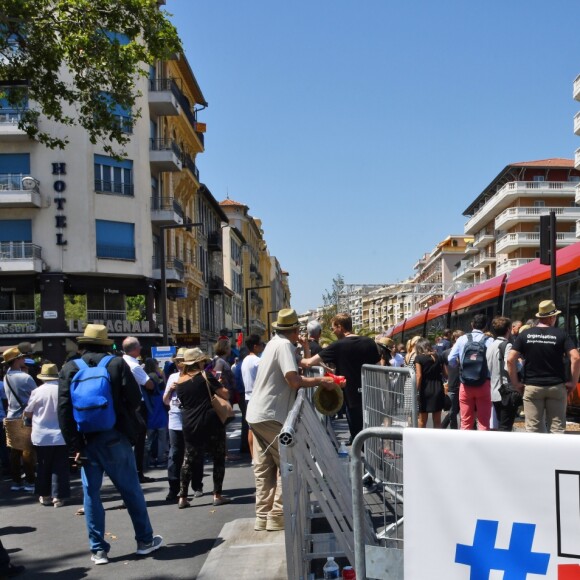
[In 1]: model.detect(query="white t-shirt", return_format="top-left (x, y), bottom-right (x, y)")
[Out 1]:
top-left (164, 371), bottom-right (182, 431)
top-left (241, 353), bottom-right (261, 401)
top-left (246, 334), bottom-right (299, 425)
top-left (123, 354), bottom-right (149, 386)
top-left (24, 381), bottom-right (65, 446)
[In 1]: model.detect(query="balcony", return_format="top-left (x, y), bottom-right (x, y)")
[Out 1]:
top-left (575, 74), bottom-right (580, 102)
top-left (171, 88), bottom-right (205, 150)
top-left (496, 231), bottom-right (578, 254)
top-left (149, 138), bottom-right (182, 172)
top-left (183, 153), bottom-right (200, 182)
top-left (464, 181), bottom-right (577, 234)
top-left (475, 251), bottom-right (496, 267)
top-left (0, 110), bottom-right (36, 140)
top-left (464, 242), bottom-right (478, 255)
top-left (576, 183), bottom-right (580, 205)
top-left (575, 111), bottom-right (580, 136)
top-left (0, 242), bottom-right (43, 272)
top-left (0, 310), bottom-right (36, 324)
top-left (209, 275), bottom-right (224, 294)
top-left (87, 310), bottom-right (127, 322)
top-left (150, 196), bottom-right (184, 225)
top-left (472, 230), bottom-right (495, 249)
top-left (249, 264), bottom-right (258, 280)
top-left (453, 260), bottom-right (480, 282)
top-left (207, 231), bottom-right (222, 252)
top-left (576, 148), bottom-right (580, 170)
top-left (152, 255), bottom-right (184, 282)
top-left (148, 78), bottom-right (180, 117)
top-left (577, 220), bottom-right (580, 239)
top-left (495, 206), bottom-right (580, 230)
top-left (496, 258), bottom-right (535, 276)
top-left (0, 173), bottom-right (41, 207)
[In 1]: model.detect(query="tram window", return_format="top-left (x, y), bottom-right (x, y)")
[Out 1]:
top-left (568, 282), bottom-right (580, 347)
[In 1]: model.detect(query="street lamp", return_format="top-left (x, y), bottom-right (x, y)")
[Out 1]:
top-left (159, 221), bottom-right (204, 345)
top-left (245, 285), bottom-right (270, 337)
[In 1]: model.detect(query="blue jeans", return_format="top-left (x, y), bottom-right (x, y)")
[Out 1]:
top-left (81, 430), bottom-right (154, 553)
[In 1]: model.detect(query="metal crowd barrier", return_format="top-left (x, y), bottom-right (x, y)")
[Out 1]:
top-left (279, 388), bottom-right (375, 579)
top-left (352, 427), bottom-right (405, 580)
top-left (356, 366), bottom-right (416, 579)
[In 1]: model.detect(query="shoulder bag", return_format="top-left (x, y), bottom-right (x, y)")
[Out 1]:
top-left (203, 371), bottom-right (234, 425)
top-left (3, 375), bottom-right (33, 452)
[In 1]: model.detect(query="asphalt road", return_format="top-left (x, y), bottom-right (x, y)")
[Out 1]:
top-left (1, 417), bottom-right (260, 579)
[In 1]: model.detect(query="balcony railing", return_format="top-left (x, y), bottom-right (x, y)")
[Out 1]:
top-left (0, 310), bottom-right (36, 323)
top-left (495, 206), bottom-right (580, 230)
top-left (207, 231), bottom-right (222, 251)
top-left (150, 196), bottom-right (184, 218)
top-left (183, 153), bottom-right (200, 181)
top-left (0, 173), bottom-right (40, 193)
top-left (94, 179), bottom-right (134, 196)
top-left (574, 74), bottom-right (580, 101)
top-left (96, 244), bottom-right (135, 260)
top-left (209, 275), bottom-right (224, 293)
top-left (496, 231), bottom-right (578, 253)
top-left (87, 310), bottom-right (127, 322)
top-left (152, 255), bottom-right (184, 276)
top-left (496, 258), bottom-right (535, 276)
top-left (0, 110), bottom-right (23, 124)
top-left (0, 242), bottom-right (41, 260)
top-left (150, 138), bottom-right (182, 158)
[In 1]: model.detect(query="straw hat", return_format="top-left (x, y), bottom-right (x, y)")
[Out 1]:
top-left (2, 347), bottom-right (26, 365)
top-left (313, 385), bottom-right (344, 416)
top-left (376, 337), bottom-right (394, 349)
top-left (174, 347), bottom-right (187, 361)
top-left (182, 348), bottom-right (211, 366)
top-left (76, 324), bottom-right (114, 346)
top-left (37, 363), bottom-right (60, 381)
top-left (272, 308), bottom-right (300, 331)
top-left (535, 300), bottom-right (561, 318)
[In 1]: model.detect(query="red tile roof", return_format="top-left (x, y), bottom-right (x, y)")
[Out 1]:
top-left (219, 198), bottom-right (248, 208)
top-left (509, 158), bottom-right (574, 168)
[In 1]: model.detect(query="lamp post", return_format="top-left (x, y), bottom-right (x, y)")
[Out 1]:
top-left (159, 221), bottom-right (204, 345)
top-left (267, 310), bottom-right (279, 338)
top-left (245, 285), bottom-right (270, 338)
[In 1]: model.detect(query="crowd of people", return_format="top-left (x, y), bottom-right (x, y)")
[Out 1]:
top-left (1, 299), bottom-right (578, 576)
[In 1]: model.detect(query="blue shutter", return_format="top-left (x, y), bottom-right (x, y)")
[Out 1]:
top-left (0, 154), bottom-right (30, 174)
top-left (94, 154), bottom-right (132, 170)
top-left (96, 220), bottom-right (135, 260)
top-left (0, 219), bottom-right (32, 242)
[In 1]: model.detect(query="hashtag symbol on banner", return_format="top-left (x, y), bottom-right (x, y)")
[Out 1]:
top-left (455, 519), bottom-right (550, 580)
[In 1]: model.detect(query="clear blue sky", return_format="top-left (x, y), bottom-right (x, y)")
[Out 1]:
top-left (168, 0), bottom-right (580, 314)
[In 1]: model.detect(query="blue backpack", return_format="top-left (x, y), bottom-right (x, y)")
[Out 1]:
top-left (459, 333), bottom-right (489, 387)
top-left (70, 355), bottom-right (116, 433)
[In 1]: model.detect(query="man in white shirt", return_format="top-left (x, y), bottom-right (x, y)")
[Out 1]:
top-left (122, 337), bottom-right (154, 483)
top-left (246, 309), bottom-right (335, 532)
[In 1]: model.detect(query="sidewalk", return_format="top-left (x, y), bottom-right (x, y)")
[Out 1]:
top-left (0, 416), bottom-right (288, 579)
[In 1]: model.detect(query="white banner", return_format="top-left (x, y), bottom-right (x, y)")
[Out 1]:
top-left (404, 429), bottom-right (580, 579)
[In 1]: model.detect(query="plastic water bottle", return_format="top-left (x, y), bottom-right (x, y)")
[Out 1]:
top-left (323, 556), bottom-right (340, 579)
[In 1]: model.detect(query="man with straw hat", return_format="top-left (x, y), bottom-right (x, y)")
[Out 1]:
top-left (508, 300), bottom-right (580, 433)
top-left (24, 363), bottom-right (70, 507)
top-left (246, 309), bottom-right (336, 532)
top-left (3, 346), bottom-right (37, 492)
top-left (58, 324), bottom-right (163, 565)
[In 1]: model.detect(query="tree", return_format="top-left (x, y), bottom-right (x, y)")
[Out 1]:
top-left (320, 274), bottom-right (344, 342)
top-left (0, 0), bottom-right (182, 155)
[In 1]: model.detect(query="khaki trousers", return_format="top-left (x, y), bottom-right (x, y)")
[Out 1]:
top-left (523, 383), bottom-right (567, 434)
top-left (250, 420), bottom-right (284, 519)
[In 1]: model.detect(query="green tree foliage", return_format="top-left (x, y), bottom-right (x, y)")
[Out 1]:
top-left (0, 0), bottom-right (182, 155)
top-left (126, 294), bottom-right (146, 322)
top-left (64, 294), bottom-right (87, 320)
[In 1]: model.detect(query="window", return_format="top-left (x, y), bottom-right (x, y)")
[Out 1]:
top-left (569, 176), bottom-right (580, 182)
top-left (94, 155), bottom-right (133, 196)
top-left (99, 92), bottom-right (132, 134)
top-left (0, 154), bottom-right (31, 189)
top-left (0, 219), bottom-right (31, 242)
top-left (533, 176), bottom-right (545, 182)
top-left (96, 220), bottom-right (135, 260)
top-left (533, 200), bottom-right (546, 207)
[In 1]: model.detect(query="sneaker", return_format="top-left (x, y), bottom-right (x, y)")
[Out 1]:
top-left (53, 498), bottom-right (64, 508)
top-left (10, 484), bottom-right (23, 492)
top-left (266, 515), bottom-right (285, 532)
top-left (135, 535), bottom-right (163, 555)
top-left (178, 498), bottom-right (190, 509)
top-left (91, 550), bottom-right (109, 565)
top-left (254, 517), bottom-right (267, 531)
top-left (192, 490), bottom-right (203, 498)
top-left (39, 496), bottom-right (52, 506)
top-left (22, 484), bottom-right (35, 493)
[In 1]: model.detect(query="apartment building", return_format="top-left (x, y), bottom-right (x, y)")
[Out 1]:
top-left (222, 224), bottom-right (246, 339)
top-left (456, 159), bottom-right (580, 286)
top-left (0, 47), bottom-right (209, 363)
top-left (574, 74), bottom-right (580, 207)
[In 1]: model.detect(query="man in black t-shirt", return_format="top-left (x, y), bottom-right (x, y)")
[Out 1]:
top-left (302, 313), bottom-right (380, 441)
top-left (507, 300), bottom-right (580, 434)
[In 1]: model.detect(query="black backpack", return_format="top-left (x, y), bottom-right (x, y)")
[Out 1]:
top-left (460, 333), bottom-right (489, 386)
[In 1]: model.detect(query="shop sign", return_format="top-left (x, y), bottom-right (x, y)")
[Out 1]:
top-left (0, 323), bottom-right (38, 334)
top-left (68, 320), bottom-right (151, 333)
top-left (43, 311), bottom-right (58, 319)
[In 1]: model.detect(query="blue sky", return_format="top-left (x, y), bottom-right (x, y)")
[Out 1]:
top-left (167, 0), bottom-right (580, 314)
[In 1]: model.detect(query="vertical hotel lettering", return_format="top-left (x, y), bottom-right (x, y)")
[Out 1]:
top-left (53, 162), bottom-right (67, 246)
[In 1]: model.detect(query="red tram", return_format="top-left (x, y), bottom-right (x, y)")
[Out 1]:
top-left (387, 240), bottom-right (580, 410)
